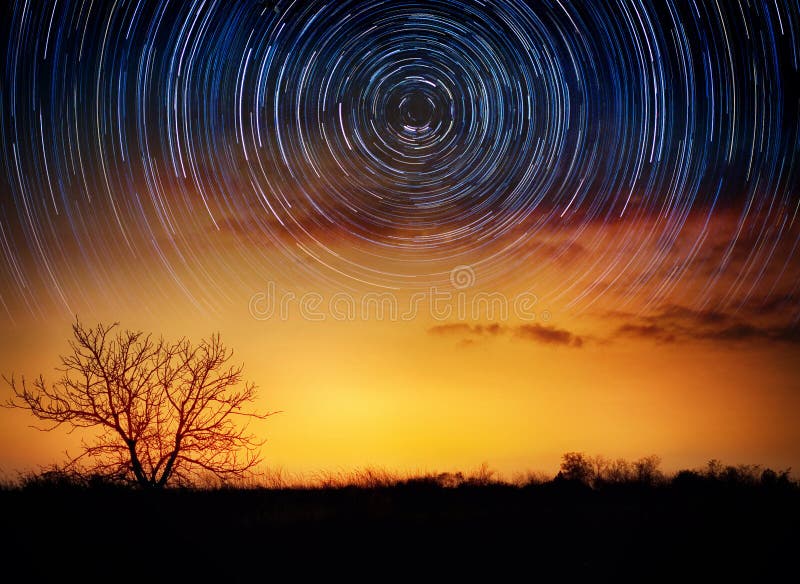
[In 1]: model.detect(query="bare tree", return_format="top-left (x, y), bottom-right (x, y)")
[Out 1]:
top-left (4, 321), bottom-right (271, 488)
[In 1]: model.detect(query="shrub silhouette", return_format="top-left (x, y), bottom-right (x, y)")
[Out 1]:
top-left (5, 320), bottom-right (271, 488)
top-left (558, 451), bottom-right (595, 484)
top-left (557, 452), bottom-right (666, 487)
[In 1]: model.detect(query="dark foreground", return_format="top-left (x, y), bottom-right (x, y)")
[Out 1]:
top-left (2, 477), bottom-right (798, 581)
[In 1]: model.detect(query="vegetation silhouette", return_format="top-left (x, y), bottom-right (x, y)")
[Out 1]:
top-left (1, 453), bottom-right (797, 579)
top-left (4, 320), bottom-right (271, 488)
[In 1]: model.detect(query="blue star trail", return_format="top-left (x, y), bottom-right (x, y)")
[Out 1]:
top-left (1, 0), bottom-right (798, 319)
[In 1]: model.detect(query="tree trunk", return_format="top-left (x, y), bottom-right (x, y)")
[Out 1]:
top-left (126, 440), bottom-right (151, 488)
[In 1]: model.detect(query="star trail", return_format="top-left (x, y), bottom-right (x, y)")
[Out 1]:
top-left (1, 0), bottom-right (799, 319)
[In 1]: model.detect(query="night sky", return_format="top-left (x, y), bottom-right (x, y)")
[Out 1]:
top-left (1, 1), bottom-right (799, 476)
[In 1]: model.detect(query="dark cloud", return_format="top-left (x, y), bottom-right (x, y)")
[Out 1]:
top-left (610, 304), bottom-right (800, 346)
top-left (428, 322), bottom-right (585, 348)
top-left (699, 324), bottom-right (800, 344)
top-left (515, 324), bottom-right (584, 347)
top-left (738, 293), bottom-right (797, 317)
top-left (428, 323), bottom-right (506, 337)
top-left (657, 305), bottom-right (730, 326)
top-left (428, 323), bottom-right (477, 336)
top-left (614, 323), bottom-right (676, 344)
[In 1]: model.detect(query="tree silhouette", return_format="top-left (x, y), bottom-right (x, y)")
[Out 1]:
top-left (558, 452), bottom-right (594, 484)
top-left (558, 452), bottom-right (664, 487)
top-left (5, 321), bottom-right (271, 488)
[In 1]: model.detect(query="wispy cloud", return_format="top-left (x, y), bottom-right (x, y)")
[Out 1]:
top-left (514, 323), bottom-right (584, 347)
top-left (428, 322), bottom-right (585, 348)
top-left (609, 304), bottom-right (800, 346)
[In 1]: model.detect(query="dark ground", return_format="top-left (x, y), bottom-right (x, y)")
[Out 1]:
top-left (2, 477), bottom-right (798, 581)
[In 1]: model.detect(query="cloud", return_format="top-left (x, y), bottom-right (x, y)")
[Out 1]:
top-left (428, 322), bottom-right (585, 348)
top-left (739, 294), bottom-right (797, 317)
top-left (609, 304), bottom-right (800, 346)
top-left (699, 324), bottom-right (800, 344)
top-left (428, 323), bottom-right (505, 337)
top-left (515, 323), bottom-right (584, 347)
top-left (657, 305), bottom-right (730, 326)
top-left (428, 323), bottom-right (477, 336)
top-left (614, 323), bottom-right (676, 344)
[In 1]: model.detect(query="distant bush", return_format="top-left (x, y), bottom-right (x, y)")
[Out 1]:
top-left (556, 452), bottom-right (666, 488)
top-left (4, 455), bottom-right (796, 492)
top-left (15, 465), bottom-right (128, 490)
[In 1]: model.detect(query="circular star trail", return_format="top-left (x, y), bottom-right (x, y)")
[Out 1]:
top-left (1, 0), bottom-right (799, 318)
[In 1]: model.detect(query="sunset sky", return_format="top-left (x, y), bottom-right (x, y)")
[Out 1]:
top-left (1, 0), bottom-right (799, 479)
